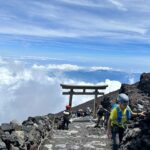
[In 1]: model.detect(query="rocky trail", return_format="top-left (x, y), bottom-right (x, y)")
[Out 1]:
top-left (40, 116), bottom-right (111, 150)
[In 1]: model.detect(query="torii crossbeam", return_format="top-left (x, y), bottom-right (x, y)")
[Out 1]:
top-left (60, 84), bottom-right (108, 116)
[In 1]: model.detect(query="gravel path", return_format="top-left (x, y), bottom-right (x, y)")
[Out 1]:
top-left (40, 117), bottom-right (111, 150)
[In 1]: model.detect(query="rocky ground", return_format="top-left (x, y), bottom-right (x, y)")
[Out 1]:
top-left (40, 116), bottom-right (111, 150)
top-left (120, 113), bottom-right (150, 150)
top-left (0, 115), bottom-right (54, 150)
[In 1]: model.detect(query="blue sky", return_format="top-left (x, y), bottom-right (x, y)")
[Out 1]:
top-left (0, 0), bottom-right (150, 72)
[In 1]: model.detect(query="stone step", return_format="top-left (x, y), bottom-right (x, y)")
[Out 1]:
top-left (42, 117), bottom-right (111, 150)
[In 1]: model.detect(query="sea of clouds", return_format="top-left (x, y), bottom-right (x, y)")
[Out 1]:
top-left (0, 56), bottom-right (136, 123)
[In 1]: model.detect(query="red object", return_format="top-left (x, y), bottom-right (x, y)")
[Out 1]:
top-left (66, 105), bottom-right (71, 109)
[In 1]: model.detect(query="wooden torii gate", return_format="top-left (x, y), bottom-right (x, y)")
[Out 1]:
top-left (60, 84), bottom-right (108, 116)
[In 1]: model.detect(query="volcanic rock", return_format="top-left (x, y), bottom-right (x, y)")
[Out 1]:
top-left (138, 73), bottom-right (150, 96)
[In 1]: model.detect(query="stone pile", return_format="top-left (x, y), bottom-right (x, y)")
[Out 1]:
top-left (138, 73), bottom-right (150, 96)
top-left (120, 113), bottom-right (150, 150)
top-left (0, 114), bottom-right (54, 150)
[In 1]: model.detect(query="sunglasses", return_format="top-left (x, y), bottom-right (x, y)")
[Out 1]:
top-left (121, 101), bottom-right (128, 105)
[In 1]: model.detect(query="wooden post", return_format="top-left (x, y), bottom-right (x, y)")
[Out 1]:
top-left (93, 97), bottom-right (96, 117)
top-left (69, 89), bottom-right (73, 107)
top-left (93, 89), bottom-right (98, 117)
top-left (60, 84), bottom-right (108, 111)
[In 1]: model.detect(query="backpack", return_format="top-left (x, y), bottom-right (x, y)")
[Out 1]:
top-left (97, 108), bottom-right (104, 116)
top-left (63, 110), bottom-right (70, 120)
top-left (116, 106), bottom-right (131, 124)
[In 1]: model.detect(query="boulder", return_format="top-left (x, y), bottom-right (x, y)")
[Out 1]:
top-left (120, 113), bottom-right (150, 150)
top-left (0, 139), bottom-right (7, 149)
top-left (1, 123), bottom-right (14, 132)
top-left (138, 73), bottom-right (150, 96)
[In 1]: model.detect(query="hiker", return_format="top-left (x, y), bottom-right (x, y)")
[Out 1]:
top-left (95, 104), bottom-right (108, 127)
top-left (62, 105), bottom-right (71, 130)
top-left (104, 108), bottom-right (110, 127)
top-left (77, 109), bottom-right (84, 117)
top-left (110, 94), bottom-right (135, 117)
top-left (111, 99), bottom-right (118, 110)
top-left (86, 107), bottom-right (92, 116)
top-left (107, 93), bottom-right (145, 150)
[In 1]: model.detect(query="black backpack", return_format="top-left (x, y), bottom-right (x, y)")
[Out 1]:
top-left (97, 108), bottom-right (104, 116)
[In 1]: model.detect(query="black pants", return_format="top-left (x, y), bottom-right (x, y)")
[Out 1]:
top-left (112, 125), bottom-right (124, 150)
top-left (96, 115), bottom-right (103, 127)
top-left (62, 118), bottom-right (70, 130)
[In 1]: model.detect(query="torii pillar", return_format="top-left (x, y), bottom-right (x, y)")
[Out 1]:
top-left (60, 84), bottom-right (108, 117)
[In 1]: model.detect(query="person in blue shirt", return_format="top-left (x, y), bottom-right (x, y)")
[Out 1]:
top-left (110, 95), bottom-right (133, 114)
top-left (111, 99), bottom-right (118, 110)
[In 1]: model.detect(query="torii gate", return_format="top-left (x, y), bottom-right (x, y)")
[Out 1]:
top-left (60, 84), bottom-right (108, 116)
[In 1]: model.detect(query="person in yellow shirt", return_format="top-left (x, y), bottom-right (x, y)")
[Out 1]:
top-left (107, 93), bottom-right (145, 150)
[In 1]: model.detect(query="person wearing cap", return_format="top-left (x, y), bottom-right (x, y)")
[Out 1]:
top-left (95, 104), bottom-right (109, 128)
top-left (110, 96), bottom-right (132, 112)
top-left (62, 105), bottom-right (71, 130)
top-left (107, 93), bottom-right (145, 150)
top-left (86, 107), bottom-right (92, 116)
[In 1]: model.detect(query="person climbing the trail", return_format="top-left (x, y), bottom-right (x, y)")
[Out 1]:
top-left (107, 93), bottom-right (145, 150)
top-left (110, 93), bottom-right (138, 118)
top-left (95, 104), bottom-right (109, 128)
top-left (103, 108), bottom-right (110, 127)
top-left (76, 109), bottom-right (84, 117)
top-left (62, 105), bottom-right (71, 130)
top-left (86, 107), bottom-right (92, 116)
top-left (111, 99), bottom-right (118, 110)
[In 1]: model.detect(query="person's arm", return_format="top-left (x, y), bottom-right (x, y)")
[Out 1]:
top-left (127, 105), bottom-right (145, 117)
top-left (104, 108), bottom-right (109, 113)
top-left (107, 117), bottom-right (112, 138)
top-left (106, 108), bottom-right (116, 138)
top-left (131, 111), bottom-right (145, 117)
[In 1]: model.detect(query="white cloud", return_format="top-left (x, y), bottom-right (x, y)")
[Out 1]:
top-left (32, 64), bottom-right (83, 71)
top-left (108, 0), bottom-right (127, 11)
top-left (0, 25), bottom-right (79, 38)
top-left (90, 66), bottom-right (112, 71)
top-left (32, 64), bottom-right (114, 72)
top-left (47, 64), bottom-right (83, 71)
top-left (0, 18), bottom-right (146, 38)
top-left (0, 67), bottom-right (14, 85)
top-left (60, 0), bottom-right (105, 7)
top-left (128, 73), bottom-right (136, 84)
top-left (104, 79), bottom-right (121, 94)
top-left (0, 58), bottom-right (121, 123)
top-left (0, 57), bottom-right (8, 65)
top-left (0, 0), bottom-right (149, 42)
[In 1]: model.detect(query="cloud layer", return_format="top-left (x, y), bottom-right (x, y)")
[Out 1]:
top-left (0, 57), bottom-right (122, 123)
top-left (0, 0), bottom-right (150, 42)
